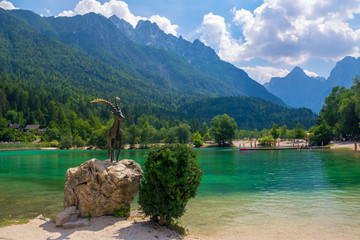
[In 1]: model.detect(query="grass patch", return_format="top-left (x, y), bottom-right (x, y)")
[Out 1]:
top-left (0, 142), bottom-right (54, 150)
top-left (0, 217), bottom-right (29, 228)
top-left (336, 147), bottom-right (352, 150)
top-left (165, 221), bottom-right (187, 236)
top-left (114, 208), bottom-right (131, 218)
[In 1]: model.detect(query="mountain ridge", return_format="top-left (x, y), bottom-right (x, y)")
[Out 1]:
top-left (110, 16), bottom-right (285, 106)
top-left (265, 57), bottom-right (360, 113)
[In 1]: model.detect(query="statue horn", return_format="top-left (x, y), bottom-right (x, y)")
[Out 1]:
top-left (90, 99), bottom-right (116, 112)
top-left (114, 97), bottom-right (121, 111)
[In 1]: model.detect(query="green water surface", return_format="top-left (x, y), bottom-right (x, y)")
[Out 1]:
top-left (1, 148), bottom-right (360, 234)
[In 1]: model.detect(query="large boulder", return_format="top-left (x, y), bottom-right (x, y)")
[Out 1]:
top-left (64, 159), bottom-right (143, 217)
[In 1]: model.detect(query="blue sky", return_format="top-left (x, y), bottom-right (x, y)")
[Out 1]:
top-left (1, 0), bottom-right (360, 84)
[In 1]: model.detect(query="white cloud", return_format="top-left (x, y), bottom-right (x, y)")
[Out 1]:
top-left (149, 15), bottom-right (179, 36)
top-left (58, 10), bottom-right (76, 17)
top-left (0, 0), bottom-right (17, 10)
top-left (241, 66), bottom-right (290, 84)
top-left (303, 70), bottom-right (318, 77)
top-left (199, 12), bottom-right (243, 62)
top-left (199, 0), bottom-right (360, 64)
top-left (58, 0), bottom-right (179, 36)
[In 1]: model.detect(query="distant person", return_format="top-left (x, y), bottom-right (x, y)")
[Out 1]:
top-left (355, 141), bottom-right (358, 151)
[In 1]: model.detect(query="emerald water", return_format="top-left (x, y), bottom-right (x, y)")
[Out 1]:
top-left (1, 148), bottom-right (360, 235)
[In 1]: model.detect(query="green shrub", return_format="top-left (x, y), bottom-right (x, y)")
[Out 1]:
top-left (59, 134), bottom-right (72, 149)
top-left (258, 136), bottom-right (274, 146)
top-left (73, 135), bottom-right (85, 147)
top-left (87, 126), bottom-right (107, 149)
top-left (192, 131), bottom-right (203, 147)
top-left (114, 207), bottom-right (131, 218)
top-left (138, 144), bottom-right (203, 225)
top-left (309, 120), bottom-right (333, 146)
top-left (49, 140), bottom-right (59, 147)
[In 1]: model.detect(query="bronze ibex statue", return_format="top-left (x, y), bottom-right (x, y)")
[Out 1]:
top-left (91, 97), bottom-right (125, 162)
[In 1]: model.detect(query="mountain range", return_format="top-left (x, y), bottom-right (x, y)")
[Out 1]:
top-left (265, 56), bottom-right (360, 113)
top-left (0, 8), bottom-right (317, 129)
top-left (9, 10), bottom-right (284, 106)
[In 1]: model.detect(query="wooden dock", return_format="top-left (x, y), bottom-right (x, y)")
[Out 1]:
top-left (239, 146), bottom-right (330, 151)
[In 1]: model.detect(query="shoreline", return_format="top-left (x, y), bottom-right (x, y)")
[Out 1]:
top-left (233, 140), bottom-right (359, 151)
top-left (0, 140), bottom-right (358, 152)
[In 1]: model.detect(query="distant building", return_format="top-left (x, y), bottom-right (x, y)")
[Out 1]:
top-left (9, 123), bottom-right (22, 131)
top-left (24, 124), bottom-right (40, 133)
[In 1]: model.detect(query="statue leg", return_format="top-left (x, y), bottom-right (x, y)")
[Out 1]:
top-left (107, 138), bottom-right (112, 161)
top-left (116, 138), bottom-right (122, 162)
top-left (116, 131), bottom-right (123, 162)
top-left (111, 139), bottom-right (115, 162)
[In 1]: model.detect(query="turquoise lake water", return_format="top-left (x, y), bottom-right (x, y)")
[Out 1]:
top-left (1, 148), bottom-right (360, 235)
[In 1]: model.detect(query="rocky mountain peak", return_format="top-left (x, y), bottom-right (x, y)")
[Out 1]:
top-left (288, 66), bottom-right (306, 76)
top-left (328, 56), bottom-right (360, 88)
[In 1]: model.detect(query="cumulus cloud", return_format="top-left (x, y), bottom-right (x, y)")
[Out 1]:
top-left (199, 12), bottom-right (243, 62)
top-left (149, 15), bottom-right (178, 36)
top-left (303, 70), bottom-right (318, 77)
top-left (58, 10), bottom-right (76, 17)
top-left (0, 0), bottom-right (17, 10)
top-left (58, 0), bottom-right (179, 36)
top-left (241, 66), bottom-right (290, 84)
top-left (199, 0), bottom-right (360, 64)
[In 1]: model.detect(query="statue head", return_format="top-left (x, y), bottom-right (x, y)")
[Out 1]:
top-left (113, 97), bottom-right (125, 121)
top-left (91, 97), bottom-right (125, 121)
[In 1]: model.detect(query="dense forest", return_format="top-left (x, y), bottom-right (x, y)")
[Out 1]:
top-left (178, 97), bottom-right (316, 130)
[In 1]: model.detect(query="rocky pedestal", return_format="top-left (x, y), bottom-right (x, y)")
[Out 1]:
top-left (63, 159), bottom-right (143, 218)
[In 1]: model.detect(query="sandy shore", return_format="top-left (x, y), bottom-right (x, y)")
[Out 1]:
top-left (0, 214), bottom-right (186, 240)
top-left (2, 214), bottom-right (360, 240)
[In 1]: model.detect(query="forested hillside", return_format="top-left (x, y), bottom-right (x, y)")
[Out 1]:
top-left (10, 10), bottom-right (255, 99)
top-left (178, 97), bottom-right (316, 130)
